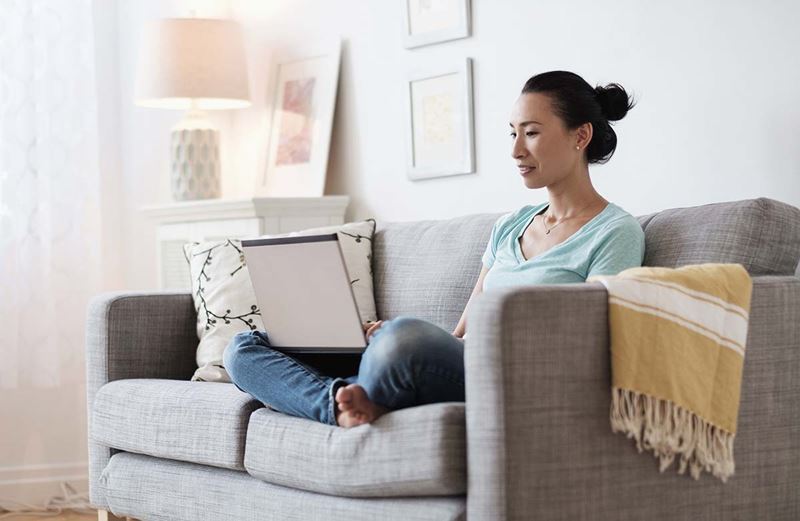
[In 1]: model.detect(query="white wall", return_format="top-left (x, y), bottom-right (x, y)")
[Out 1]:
top-left (114, 0), bottom-right (800, 291)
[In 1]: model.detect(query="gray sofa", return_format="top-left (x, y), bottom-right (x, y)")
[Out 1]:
top-left (86, 197), bottom-right (800, 521)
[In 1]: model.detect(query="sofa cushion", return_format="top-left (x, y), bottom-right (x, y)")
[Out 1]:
top-left (101, 452), bottom-right (466, 521)
top-left (91, 379), bottom-right (263, 470)
top-left (373, 199), bottom-right (800, 330)
top-left (642, 198), bottom-right (800, 275)
top-left (243, 402), bottom-right (466, 497)
top-left (374, 213), bottom-right (499, 331)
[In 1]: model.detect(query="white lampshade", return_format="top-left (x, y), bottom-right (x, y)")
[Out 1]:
top-left (135, 18), bottom-right (251, 110)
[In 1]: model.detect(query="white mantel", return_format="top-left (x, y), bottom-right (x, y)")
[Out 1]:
top-left (140, 196), bottom-right (350, 289)
top-left (140, 195), bottom-right (350, 223)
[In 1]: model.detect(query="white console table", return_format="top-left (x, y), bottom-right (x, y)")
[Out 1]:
top-left (140, 196), bottom-right (349, 289)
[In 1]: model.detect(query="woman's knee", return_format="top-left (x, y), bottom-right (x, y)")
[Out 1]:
top-left (365, 316), bottom-right (434, 364)
top-left (385, 316), bottom-right (441, 339)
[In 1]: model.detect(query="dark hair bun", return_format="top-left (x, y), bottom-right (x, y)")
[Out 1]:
top-left (594, 83), bottom-right (634, 122)
top-left (521, 71), bottom-right (636, 164)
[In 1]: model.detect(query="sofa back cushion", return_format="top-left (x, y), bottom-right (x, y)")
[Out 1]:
top-left (373, 198), bottom-right (800, 329)
top-left (641, 198), bottom-right (800, 275)
top-left (373, 213), bottom-right (499, 331)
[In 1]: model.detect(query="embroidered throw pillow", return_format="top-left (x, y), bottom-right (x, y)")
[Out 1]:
top-left (184, 219), bottom-right (377, 383)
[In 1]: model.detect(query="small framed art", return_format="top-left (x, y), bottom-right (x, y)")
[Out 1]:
top-left (256, 41), bottom-right (341, 197)
top-left (402, 0), bottom-right (471, 49)
top-left (405, 58), bottom-right (475, 181)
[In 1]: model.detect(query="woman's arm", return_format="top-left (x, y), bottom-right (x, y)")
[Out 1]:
top-left (452, 265), bottom-right (490, 338)
top-left (585, 218), bottom-right (646, 279)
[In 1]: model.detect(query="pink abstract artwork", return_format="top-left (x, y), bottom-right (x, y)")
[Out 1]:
top-left (276, 78), bottom-right (316, 165)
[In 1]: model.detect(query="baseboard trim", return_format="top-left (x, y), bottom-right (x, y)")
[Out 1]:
top-left (0, 473), bottom-right (88, 486)
top-left (0, 462), bottom-right (89, 507)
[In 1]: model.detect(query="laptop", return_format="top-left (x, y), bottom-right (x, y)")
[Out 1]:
top-left (241, 233), bottom-right (368, 354)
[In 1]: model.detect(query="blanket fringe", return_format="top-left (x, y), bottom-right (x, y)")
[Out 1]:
top-left (610, 387), bottom-right (735, 482)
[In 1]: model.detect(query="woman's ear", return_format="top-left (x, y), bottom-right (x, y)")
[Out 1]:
top-left (575, 122), bottom-right (593, 149)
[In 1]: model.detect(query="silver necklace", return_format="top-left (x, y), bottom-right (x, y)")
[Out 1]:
top-left (540, 202), bottom-right (597, 235)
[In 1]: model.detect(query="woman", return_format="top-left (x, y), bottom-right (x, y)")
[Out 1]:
top-left (224, 70), bottom-right (645, 428)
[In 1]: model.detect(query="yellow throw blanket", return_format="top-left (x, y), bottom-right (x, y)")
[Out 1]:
top-left (587, 263), bottom-right (752, 482)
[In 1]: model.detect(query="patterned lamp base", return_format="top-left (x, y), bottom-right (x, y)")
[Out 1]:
top-left (170, 112), bottom-right (221, 201)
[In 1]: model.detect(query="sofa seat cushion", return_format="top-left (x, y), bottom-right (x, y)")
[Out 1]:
top-left (101, 452), bottom-right (466, 521)
top-left (91, 379), bottom-right (263, 470)
top-left (243, 402), bottom-right (466, 497)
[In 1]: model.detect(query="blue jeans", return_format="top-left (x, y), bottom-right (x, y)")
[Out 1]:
top-left (223, 316), bottom-right (465, 426)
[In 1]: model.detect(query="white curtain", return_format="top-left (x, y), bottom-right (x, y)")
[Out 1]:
top-left (0, 0), bottom-right (102, 390)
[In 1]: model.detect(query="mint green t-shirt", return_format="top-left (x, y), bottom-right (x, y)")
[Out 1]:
top-left (482, 202), bottom-right (645, 291)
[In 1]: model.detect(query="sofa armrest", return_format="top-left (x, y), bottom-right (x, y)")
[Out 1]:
top-left (464, 277), bottom-right (800, 521)
top-left (85, 291), bottom-right (197, 508)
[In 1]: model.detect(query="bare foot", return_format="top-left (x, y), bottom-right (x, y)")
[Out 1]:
top-left (334, 384), bottom-right (389, 428)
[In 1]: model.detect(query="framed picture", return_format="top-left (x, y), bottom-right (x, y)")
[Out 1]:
top-left (402, 0), bottom-right (471, 49)
top-left (256, 41), bottom-right (341, 197)
top-left (405, 58), bottom-right (475, 181)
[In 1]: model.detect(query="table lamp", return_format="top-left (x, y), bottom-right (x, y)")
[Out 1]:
top-left (135, 18), bottom-right (251, 201)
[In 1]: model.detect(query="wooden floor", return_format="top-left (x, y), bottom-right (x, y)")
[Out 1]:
top-left (3, 511), bottom-right (98, 520)
top-left (1, 509), bottom-right (141, 521)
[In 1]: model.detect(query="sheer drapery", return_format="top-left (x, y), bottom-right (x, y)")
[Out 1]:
top-left (0, 0), bottom-right (102, 389)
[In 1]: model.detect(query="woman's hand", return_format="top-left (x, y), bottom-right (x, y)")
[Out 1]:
top-left (362, 320), bottom-right (384, 341)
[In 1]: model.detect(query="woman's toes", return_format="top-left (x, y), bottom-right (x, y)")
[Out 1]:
top-left (337, 410), bottom-right (368, 428)
top-left (350, 412), bottom-right (368, 427)
top-left (336, 385), bottom-right (352, 402)
top-left (335, 386), bottom-right (354, 411)
top-left (345, 384), bottom-right (369, 405)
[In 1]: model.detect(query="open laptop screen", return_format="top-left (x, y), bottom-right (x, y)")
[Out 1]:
top-left (241, 234), bottom-right (367, 353)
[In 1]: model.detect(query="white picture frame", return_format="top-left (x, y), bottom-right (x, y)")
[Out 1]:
top-left (256, 41), bottom-right (341, 197)
top-left (402, 0), bottom-right (471, 49)
top-left (405, 58), bottom-right (475, 181)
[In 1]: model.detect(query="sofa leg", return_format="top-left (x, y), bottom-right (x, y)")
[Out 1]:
top-left (98, 510), bottom-right (134, 521)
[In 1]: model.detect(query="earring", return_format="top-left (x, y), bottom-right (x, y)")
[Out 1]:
top-left (575, 146), bottom-right (580, 150)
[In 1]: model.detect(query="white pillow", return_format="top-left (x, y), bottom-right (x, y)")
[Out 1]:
top-left (184, 219), bottom-right (377, 383)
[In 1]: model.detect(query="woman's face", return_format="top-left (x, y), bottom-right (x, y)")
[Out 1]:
top-left (509, 92), bottom-right (590, 190)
